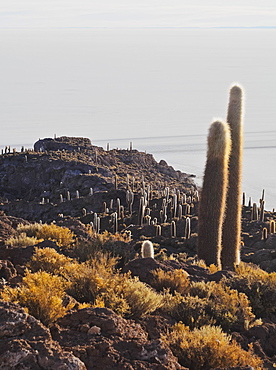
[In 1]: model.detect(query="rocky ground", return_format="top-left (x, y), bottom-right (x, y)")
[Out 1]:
top-left (0, 136), bottom-right (276, 369)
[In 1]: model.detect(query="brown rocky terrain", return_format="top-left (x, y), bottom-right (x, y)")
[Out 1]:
top-left (0, 136), bottom-right (276, 369)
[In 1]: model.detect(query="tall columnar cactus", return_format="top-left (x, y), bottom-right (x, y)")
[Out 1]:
top-left (221, 85), bottom-right (243, 270)
top-left (197, 120), bottom-right (231, 268)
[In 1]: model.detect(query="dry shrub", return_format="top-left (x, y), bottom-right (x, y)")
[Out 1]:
top-left (118, 275), bottom-right (164, 318)
top-left (226, 262), bottom-right (276, 319)
top-left (5, 233), bottom-right (42, 247)
top-left (163, 323), bottom-right (264, 370)
top-left (28, 247), bottom-right (74, 274)
top-left (1, 270), bottom-right (73, 325)
top-left (161, 280), bottom-right (258, 332)
top-left (17, 223), bottom-right (43, 237)
top-left (151, 268), bottom-right (190, 295)
top-left (35, 224), bottom-right (75, 247)
top-left (7, 223), bottom-right (75, 248)
top-left (73, 230), bottom-right (132, 262)
top-left (64, 252), bottom-right (163, 318)
top-left (64, 253), bottom-right (122, 306)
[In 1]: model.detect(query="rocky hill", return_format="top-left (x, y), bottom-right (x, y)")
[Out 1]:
top-left (0, 136), bottom-right (196, 222)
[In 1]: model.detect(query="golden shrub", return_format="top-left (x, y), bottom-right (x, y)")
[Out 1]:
top-left (192, 281), bottom-right (257, 331)
top-left (64, 251), bottom-right (163, 317)
top-left (73, 230), bottom-right (132, 262)
top-left (162, 280), bottom-right (257, 332)
top-left (151, 268), bottom-right (190, 295)
top-left (5, 233), bottom-right (42, 247)
top-left (1, 270), bottom-right (73, 325)
top-left (35, 224), bottom-right (75, 247)
top-left (163, 323), bottom-right (264, 370)
top-left (63, 252), bottom-right (130, 316)
top-left (118, 275), bottom-right (164, 318)
top-left (226, 262), bottom-right (276, 319)
top-left (28, 247), bottom-right (74, 274)
top-left (17, 223), bottom-right (43, 237)
top-left (6, 223), bottom-right (75, 248)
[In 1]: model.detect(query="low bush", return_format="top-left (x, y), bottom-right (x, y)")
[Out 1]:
top-left (6, 223), bottom-right (75, 248)
top-left (225, 262), bottom-right (276, 320)
top-left (64, 252), bottom-right (163, 318)
top-left (35, 223), bottom-right (75, 247)
top-left (161, 280), bottom-right (258, 332)
top-left (163, 323), bottom-right (264, 370)
top-left (1, 270), bottom-right (73, 325)
top-left (73, 230), bottom-right (132, 262)
top-left (151, 268), bottom-right (190, 295)
top-left (5, 233), bottom-right (42, 247)
top-left (28, 247), bottom-right (74, 274)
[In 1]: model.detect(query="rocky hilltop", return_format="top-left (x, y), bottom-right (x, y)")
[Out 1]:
top-left (0, 136), bottom-right (196, 222)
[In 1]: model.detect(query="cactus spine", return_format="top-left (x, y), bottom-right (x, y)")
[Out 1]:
top-left (197, 120), bottom-right (231, 268)
top-left (221, 85), bottom-right (243, 270)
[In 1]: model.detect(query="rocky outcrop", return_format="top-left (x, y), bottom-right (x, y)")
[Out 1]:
top-left (54, 307), bottom-right (186, 369)
top-left (122, 257), bottom-right (234, 287)
top-left (0, 300), bottom-right (86, 369)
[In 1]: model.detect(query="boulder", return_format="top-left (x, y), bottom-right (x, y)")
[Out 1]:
top-left (0, 300), bottom-right (86, 369)
top-left (55, 307), bottom-right (186, 369)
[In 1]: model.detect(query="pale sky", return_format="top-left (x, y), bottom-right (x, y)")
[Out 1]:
top-left (1, 0), bottom-right (276, 28)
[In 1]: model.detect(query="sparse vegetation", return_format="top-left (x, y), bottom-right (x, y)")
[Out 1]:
top-left (28, 247), bottom-right (74, 274)
top-left (225, 262), bottom-right (276, 319)
top-left (6, 222), bottom-right (75, 248)
top-left (151, 268), bottom-right (190, 294)
top-left (1, 270), bottom-right (74, 325)
top-left (160, 279), bottom-right (259, 332)
top-left (163, 323), bottom-right (264, 370)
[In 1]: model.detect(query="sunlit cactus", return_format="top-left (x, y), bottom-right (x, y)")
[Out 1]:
top-left (141, 240), bottom-right (154, 258)
top-left (197, 120), bottom-right (231, 268)
top-left (221, 85), bottom-right (244, 270)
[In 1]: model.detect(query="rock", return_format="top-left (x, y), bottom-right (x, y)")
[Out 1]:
top-left (251, 249), bottom-right (273, 264)
top-left (122, 257), bottom-right (212, 287)
top-left (0, 300), bottom-right (86, 369)
top-left (208, 270), bottom-right (236, 282)
top-left (265, 234), bottom-right (276, 249)
top-left (212, 367), bottom-right (255, 370)
top-left (0, 260), bottom-right (17, 281)
top-left (0, 240), bottom-right (59, 268)
top-left (259, 258), bottom-right (276, 272)
top-left (246, 322), bottom-right (276, 358)
top-left (34, 136), bottom-right (92, 153)
top-left (55, 307), bottom-right (186, 369)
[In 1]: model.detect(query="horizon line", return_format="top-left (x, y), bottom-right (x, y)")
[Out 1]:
top-left (1, 26), bottom-right (276, 30)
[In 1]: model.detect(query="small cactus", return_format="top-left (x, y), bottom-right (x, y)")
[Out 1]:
top-left (141, 240), bottom-right (154, 258)
top-left (171, 220), bottom-right (176, 237)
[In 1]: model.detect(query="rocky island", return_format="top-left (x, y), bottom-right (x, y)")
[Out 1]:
top-left (0, 136), bottom-right (276, 369)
